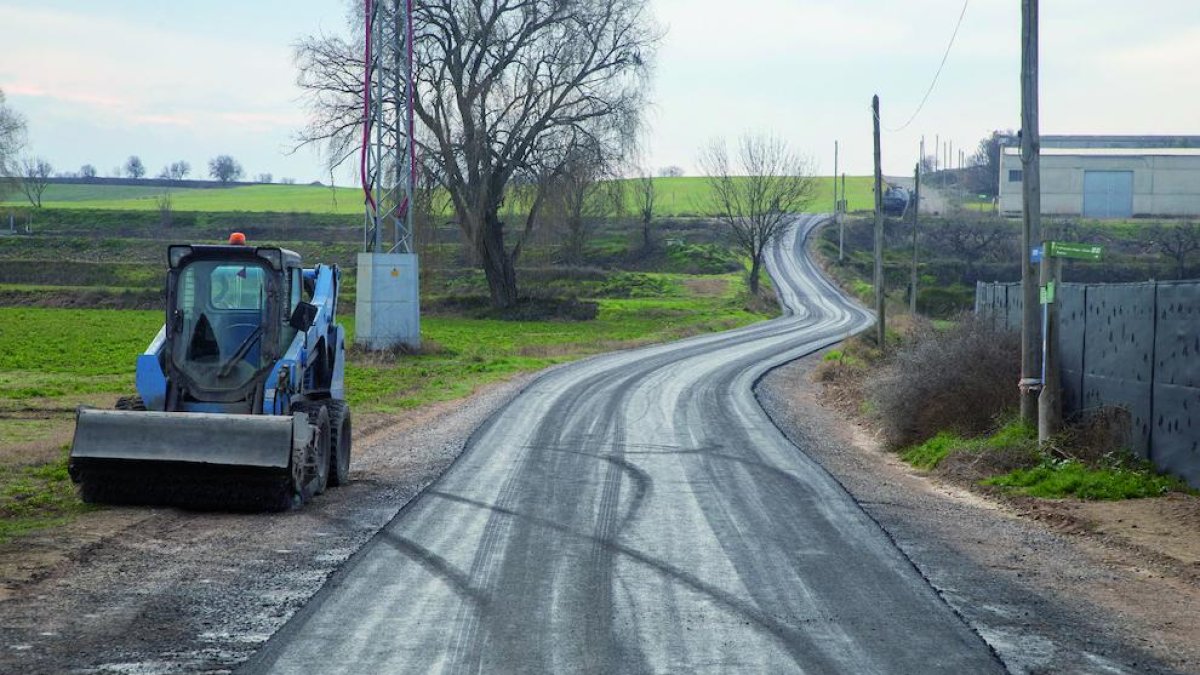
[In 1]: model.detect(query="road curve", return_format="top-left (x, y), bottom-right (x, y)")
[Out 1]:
top-left (246, 216), bottom-right (1003, 674)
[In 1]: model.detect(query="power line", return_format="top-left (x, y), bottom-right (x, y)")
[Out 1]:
top-left (877, 0), bottom-right (971, 133)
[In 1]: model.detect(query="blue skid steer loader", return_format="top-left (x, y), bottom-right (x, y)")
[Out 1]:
top-left (69, 235), bottom-right (352, 510)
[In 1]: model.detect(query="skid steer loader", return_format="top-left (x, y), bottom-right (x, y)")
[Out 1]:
top-left (69, 235), bottom-right (352, 510)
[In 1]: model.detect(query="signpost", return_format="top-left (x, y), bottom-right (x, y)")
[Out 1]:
top-left (1038, 240), bottom-right (1103, 442)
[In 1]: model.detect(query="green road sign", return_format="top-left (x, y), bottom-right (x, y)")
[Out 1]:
top-left (1047, 241), bottom-right (1103, 261)
top-left (1040, 280), bottom-right (1056, 305)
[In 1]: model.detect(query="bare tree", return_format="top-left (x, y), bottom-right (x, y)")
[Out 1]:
top-left (967, 130), bottom-right (1016, 197)
top-left (0, 90), bottom-right (27, 199)
top-left (125, 155), bottom-right (146, 179)
top-left (544, 144), bottom-right (614, 264)
top-left (79, 164), bottom-right (97, 179)
top-left (296, 0), bottom-right (659, 308)
top-left (164, 160), bottom-right (191, 180)
top-left (635, 168), bottom-right (656, 251)
top-left (1147, 221), bottom-right (1200, 279)
top-left (925, 218), bottom-right (1011, 278)
top-left (156, 191), bottom-right (173, 228)
top-left (257, 172), bottom-right (274, 184)
top-left (658, 165), bottom-right (684, 178)
top-left (17, 156), bottom-right (52, 207)
top-left (700, 135), bottom-right (816, 294)
top-left (209, 155), bottom-right (243, 183)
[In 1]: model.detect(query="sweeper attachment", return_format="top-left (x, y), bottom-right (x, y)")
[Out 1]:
top-left (69, 237), bottom-right (352, 510)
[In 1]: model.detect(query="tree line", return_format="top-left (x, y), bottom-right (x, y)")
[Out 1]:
top-left (0, 95), bottom-right (289, 208)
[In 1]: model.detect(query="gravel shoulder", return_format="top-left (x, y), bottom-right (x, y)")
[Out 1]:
top-left (758, 352), bottom-right (1200, 675)
top-left (0, 373), bottom-right (539, 674)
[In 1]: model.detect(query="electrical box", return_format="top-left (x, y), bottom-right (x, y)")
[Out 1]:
top-left (355, 252), bottom-right (420, 350)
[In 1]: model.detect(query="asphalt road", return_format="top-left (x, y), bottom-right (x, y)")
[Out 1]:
top-left (246, 215), bottom-right (1004, 674)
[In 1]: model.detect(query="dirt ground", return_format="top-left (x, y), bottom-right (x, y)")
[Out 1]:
top-left (0, 372), bottom-right (540, 674)
top-left (759, 353), bottom-right (1200, 674)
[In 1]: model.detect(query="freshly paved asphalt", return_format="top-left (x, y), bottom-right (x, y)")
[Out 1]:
top-left (246, 215), bottom-right (1004, 674)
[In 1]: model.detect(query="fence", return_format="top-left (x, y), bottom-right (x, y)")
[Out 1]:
top-left (976, 280), bottom-right (1200, 488)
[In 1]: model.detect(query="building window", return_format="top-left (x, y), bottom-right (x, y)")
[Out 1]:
top-left (1008, 169), bottom-right (1023, 182)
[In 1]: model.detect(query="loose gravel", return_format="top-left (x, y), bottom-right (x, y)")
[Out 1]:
top-left (0, 373), bottom-right (538, 675)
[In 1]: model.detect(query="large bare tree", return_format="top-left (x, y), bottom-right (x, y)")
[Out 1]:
top-left (700, 135), bottom-right (816, 295)
top-left (0, 90), bottom-right (27, 200)
top-left (296, 0), bottom-right (658, 307)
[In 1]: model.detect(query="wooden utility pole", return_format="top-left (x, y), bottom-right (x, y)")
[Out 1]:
top-left (834, 141), bottom-right (839, 215)
top-left (840, 172), bottom-right (847, 262)
top-left (911, 160), bottom-right (921, 315)
top-left (872, 95), bottom-right (886, 350)
top-left (835, 143), bottom-right (845, 263)
top-left (1020, 0), bottom-right (1043, 426)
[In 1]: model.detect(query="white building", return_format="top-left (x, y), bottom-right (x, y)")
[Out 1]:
top-left (998, 136), bottom-right (1200, 218)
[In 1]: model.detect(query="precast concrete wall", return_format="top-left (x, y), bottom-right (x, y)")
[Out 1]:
top-left (976, 280), bottom-right (1200, 487)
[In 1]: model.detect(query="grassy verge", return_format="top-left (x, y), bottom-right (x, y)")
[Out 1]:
top-left (898, 419), bottom-right (1193, 501)
top-left (0, 451), bottom-right (94, 543)
top-left (984, 459), bottom-right (1192, 500)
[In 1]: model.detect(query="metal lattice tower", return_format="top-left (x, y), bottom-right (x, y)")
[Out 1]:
top-left (364, 0), bottom-right (415, 254)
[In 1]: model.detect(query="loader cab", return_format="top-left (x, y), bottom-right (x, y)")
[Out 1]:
top-left (164, 244), bottom-right (302, 412)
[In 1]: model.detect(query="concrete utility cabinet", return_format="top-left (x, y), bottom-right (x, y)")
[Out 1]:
top-left (355, 252), bottom-right (420, 350)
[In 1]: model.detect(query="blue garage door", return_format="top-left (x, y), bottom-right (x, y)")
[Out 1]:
top-left (1083, 170), bottom-right (1134, 219)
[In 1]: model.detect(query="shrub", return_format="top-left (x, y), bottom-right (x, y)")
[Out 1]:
top-left (867, 314), bottom-right (1019, 448)
top-left (916, 284), bottom-right (974, 319)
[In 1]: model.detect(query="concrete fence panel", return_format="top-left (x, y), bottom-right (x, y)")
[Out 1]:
top-left (1058, 284), bottom-right (1088, 416)
top-left (1152, 283), bottom-right (1200, 486)
top-left (1082, 283), bottom-right (1157, 457)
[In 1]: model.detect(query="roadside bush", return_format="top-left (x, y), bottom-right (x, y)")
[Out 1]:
top-left (916, 284), bottom-right (974, 319)
top-left (868, 314), bottom-right (1019, 448)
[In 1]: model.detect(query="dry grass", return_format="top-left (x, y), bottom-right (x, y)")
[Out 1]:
top-left (682, 277), bottom-right (729, 297)
top-left (867, 315), bottom-right (1020, 449)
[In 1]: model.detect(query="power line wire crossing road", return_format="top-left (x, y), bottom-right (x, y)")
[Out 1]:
top-left (246, 215), bottom-right (1003, 674)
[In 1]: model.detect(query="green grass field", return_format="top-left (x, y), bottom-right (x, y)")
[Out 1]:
top-left (2, 176), bottom-right (878, 217)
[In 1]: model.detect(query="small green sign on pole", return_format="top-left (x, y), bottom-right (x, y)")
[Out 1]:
top-left (1040, 280), bottom-right (1056, 305)
top-left (1047, 241), bottom-right (1103, 261)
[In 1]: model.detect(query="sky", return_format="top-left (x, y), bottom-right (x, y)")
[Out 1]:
top-left (1, 0), bottom-right (1197, 182)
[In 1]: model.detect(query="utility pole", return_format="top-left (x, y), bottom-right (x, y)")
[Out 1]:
top-left (1020, 0), bottom-right (1043, 426)
top-left (835, 141), bottom-right (844, 263)
top-left (872, 95), bottom-right (886, 350)
top-left (935, 134), bottom-right (940, 172)
top-left (911, 159), bottom-right (921, 315)
top-left (840, 172), bottom-right (847, 263)
top-left (834, 140), bottom-right (839, 216)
